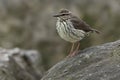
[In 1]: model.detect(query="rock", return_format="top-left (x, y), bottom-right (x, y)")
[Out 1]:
top-left (0, 48), bottom-right (43, 80)
top-left (41, 40), bottom-right (120, 80)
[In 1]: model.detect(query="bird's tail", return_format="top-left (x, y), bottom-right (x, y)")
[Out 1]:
top-left (91, 29), bottom-right (101, 34)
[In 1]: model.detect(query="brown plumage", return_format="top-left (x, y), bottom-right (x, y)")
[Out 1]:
top-left (54, 9), bottom-right (100, 34)
top-left (70, 15), bottom-right (100, 34)
top-left (53, 9), bottom-right (100, 57)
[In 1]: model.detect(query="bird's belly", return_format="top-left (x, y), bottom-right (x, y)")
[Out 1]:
top-left (56, 21), bottom-right (86, 43)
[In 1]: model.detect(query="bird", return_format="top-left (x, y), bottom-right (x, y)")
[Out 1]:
top-left (53, 9), bottom-right (100, 57)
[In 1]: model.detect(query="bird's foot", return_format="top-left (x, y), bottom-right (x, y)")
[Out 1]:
top-left (67, 50), bottom-right (79, 58)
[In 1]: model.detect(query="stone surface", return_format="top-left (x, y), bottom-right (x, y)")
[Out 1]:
top-left (0, 48), bottom-right (43, 80)
top-left (41, 40), bottom-right (120, 80)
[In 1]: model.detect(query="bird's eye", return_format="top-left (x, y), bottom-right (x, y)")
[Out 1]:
top-left (61, 13), bottom-right (69, 16)
top-left (61, 14), bottom-right (66, 16)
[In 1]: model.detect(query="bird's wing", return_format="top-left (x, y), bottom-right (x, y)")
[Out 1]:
top-left (70, 16), bottom-right (100, 33)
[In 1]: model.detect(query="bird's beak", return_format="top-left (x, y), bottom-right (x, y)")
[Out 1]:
top-left (53, 14), bottom-right (62, 17)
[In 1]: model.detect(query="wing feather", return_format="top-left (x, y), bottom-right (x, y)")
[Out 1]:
top-left (70, 15), bottom-right (100, 34)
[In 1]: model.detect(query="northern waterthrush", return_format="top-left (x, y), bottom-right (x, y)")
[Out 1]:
top-left (53, 9), bottom-right (100, 57)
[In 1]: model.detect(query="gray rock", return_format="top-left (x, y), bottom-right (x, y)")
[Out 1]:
top-left (41, 40), bottom-right (120, 80)
top-left (0, 48), bottom-right (43, 80)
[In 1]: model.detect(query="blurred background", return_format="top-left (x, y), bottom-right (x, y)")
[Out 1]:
top-left (0, 0), bottom-right (120, 70)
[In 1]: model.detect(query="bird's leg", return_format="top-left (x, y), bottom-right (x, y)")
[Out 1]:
top-left (70, 42), bottom-right (80, 57)
top-left (76, 42), bottom-right (80, 52)
top-left (67, 43), bottom-right (75, 57)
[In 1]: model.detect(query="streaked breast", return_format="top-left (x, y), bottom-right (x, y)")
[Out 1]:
top-left (56, 19), bottom-right (86, 43)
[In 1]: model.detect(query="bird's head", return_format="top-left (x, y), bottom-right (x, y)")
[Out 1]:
top-left (53, 9), bottom-right (71, 20)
